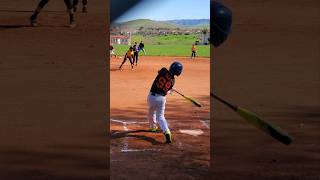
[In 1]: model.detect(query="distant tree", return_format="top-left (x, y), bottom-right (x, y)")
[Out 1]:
top-left (138, 26), bottom-right (144, 31)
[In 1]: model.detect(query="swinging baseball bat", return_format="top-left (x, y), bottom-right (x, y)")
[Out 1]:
top-left (172, 89), bottom-right (202, 107)
top-left (211, 93), bottom-right (292, 145)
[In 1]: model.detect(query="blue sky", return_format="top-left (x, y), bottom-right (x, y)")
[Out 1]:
top-left (115, 0), bottom-right (210, 22)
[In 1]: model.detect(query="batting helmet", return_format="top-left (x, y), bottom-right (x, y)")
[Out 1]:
top-left (210, 0), bottom-right (233, 47)
top-left (169, 61), bottom-right (183, 76)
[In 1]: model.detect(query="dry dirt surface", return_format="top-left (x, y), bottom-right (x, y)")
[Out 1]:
top-left (0, 1), bottom-right (108, 179)
top-left (212, 0), bottom-right (320, 179)
top-left (110, 56), bottom-right (210, 179)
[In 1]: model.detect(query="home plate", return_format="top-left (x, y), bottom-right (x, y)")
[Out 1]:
top-left (179, 129), bottom-right (204, 136)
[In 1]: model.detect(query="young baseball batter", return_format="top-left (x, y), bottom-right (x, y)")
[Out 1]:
top-left (147, 61), bottom-right (183, 143)
top-left (119, 47), bottom-right (134, 70)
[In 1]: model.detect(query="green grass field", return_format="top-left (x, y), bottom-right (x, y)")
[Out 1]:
top-left (113, 44), bottom-right (209, 57)
top-left (113, 34), bottom-right (210, 57)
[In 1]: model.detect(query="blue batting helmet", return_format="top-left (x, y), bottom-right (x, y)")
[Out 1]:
top-left (169, 61), bottom-right (183, 76)
top-left (211, 0), bottom-right (233, 47)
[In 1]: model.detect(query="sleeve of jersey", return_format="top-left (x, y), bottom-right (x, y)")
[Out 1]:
top-left (169, 78), bottom-right (175, 90)
top-left (158, 68), bottom-right (166, 74)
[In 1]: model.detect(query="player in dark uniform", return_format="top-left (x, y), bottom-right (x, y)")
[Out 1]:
top-left (30, 0), bottom-right (76, 28)
top-left (73, 0), bottom-right (88, 13)
top-left (147, 61), bottom-right (183, 143)
top-left (139, 41), bottom-right (146, 55)
top-left (132, 42), bottom-right (140, 66)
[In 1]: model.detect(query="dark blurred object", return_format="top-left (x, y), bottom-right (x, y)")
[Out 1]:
top-left (110, 0), bottom-right (142, 23)
top-left (210, 0), bottom-right (232, 47)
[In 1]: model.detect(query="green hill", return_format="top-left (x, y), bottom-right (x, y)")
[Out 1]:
top-left (113, 19), bottom-right (178, 30)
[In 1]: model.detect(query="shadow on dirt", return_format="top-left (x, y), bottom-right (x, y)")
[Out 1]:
top-left (0, 145), bottom-right (108, 179)
top-left (111, 130), bottom-right (162, 145)
top-left (0, 24), bottom-right (30, 29)
top-left (110, 68), bottom-right (120, 71)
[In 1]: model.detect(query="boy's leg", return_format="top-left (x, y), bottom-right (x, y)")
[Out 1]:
top-left (155, 97), bottom-right (171, 143)
top-left (129, 57), bottom-right (134, 69)
top-left (132, 55), bottom-right (135, 65)
top-left (73, 0), bottom-right (79, 12)
top-left (119, 55), bottom-right (127, 69)
top-left (82, 0), bottom-right (88, 12)
top-left (64, 0), bottom-right (76, 27)
top-left (147, 94), bottom-right (157, 131)
top-left (135, 53), bottom-right (139, 65)
top-left (155, 97), bottom-right (170, 133)
top-left (30, 0), bottom-right (50, 26)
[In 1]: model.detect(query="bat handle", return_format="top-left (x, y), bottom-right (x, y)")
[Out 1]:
top-left (211, 93), bottom-right (237, 111)
top-left (172, 89), bottom-right (183, 96)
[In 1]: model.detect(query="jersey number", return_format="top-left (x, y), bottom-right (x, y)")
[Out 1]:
top-left (156, 77), bottom-right (171, 92)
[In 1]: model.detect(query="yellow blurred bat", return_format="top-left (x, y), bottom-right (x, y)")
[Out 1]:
top-left (211, 93), bottom-right (293, 145)
top-left (172, 89), bottom-right (202, 107)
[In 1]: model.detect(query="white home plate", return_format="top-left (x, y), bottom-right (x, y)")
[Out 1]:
top-left (179, 129), bottom-right (204, 136)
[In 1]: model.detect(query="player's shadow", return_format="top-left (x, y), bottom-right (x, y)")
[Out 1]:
top-left (111, 130), bottom-right (162, 145)
top-left (0, 24), bottom-right (31, 29)
top-left (110, 68), bottom-right (119, 71)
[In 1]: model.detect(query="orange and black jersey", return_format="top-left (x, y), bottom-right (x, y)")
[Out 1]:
top-left (126, 50), bottom-right (133, 58)
top-left (150, 68), bottom-right (175, 96)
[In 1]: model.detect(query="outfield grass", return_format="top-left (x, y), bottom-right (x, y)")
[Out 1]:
top-left (113, 44), bottom-right (209, 58)
top-left (131, 34), bottom-right (202, 45)
top-left (112, 34), bottom-right (209, 57)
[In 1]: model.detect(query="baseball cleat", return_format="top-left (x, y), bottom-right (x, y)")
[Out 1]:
top-left (68, 20), bottom-right (76, 28)
top-left (164, 131), bottom-right (172, 143)
top-left (149, 127), bottom-right (158, 132)
top-left (30, 17), bottom-right (38, 27)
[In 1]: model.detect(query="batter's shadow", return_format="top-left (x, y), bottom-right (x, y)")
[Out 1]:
top-left (0, 24), bottom-right (31, 29)
top-left (110, 68), bottom-right (120, 71)
top-left (111, 130), bottom-right (163, 145)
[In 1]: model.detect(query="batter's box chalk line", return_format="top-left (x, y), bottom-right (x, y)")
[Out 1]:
top-left (200, 120), bottom-right (210, 129)
top-left (111, 118), bottom-right (162, 153)
top-left (111, 119), bottom-right (149, 125)
top-left (179, 129), bottom-right (204, 136)
top-left (121, 149), bottom-right (161, 153)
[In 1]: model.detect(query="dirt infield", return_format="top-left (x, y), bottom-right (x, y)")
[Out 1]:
top-left (110, 56), bottom-right (210, 179)
top-left (0, 1), bottom-right (108, 179)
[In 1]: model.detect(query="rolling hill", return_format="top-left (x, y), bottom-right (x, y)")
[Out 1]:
top-left (111, 19), bottom-right (210, 30)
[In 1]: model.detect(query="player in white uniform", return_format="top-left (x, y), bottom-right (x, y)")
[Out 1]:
top-left (147, 61), bottom-right (183, 143)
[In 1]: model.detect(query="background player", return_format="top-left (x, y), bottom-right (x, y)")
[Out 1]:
top-left (147, 61), bottom-right (183, 143)
top-left (119, 46), bottom-right (134, 70)
top-left (30, 0), bottom-right (76, 28)
top-left (110, 44), bottom-right (117, 58)
top-left (132, 42), bottom-right (140, 66)
top-left (191, 44), bottom-right (197, 59)
top-left (139, 41), bottom-right (146, 55)
top-left (73, 0), bottom-right (88, 13)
